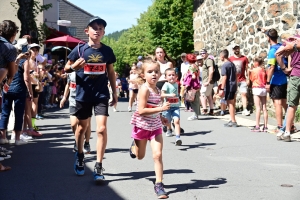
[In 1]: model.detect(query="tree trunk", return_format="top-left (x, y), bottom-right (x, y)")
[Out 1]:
top-left (17, 0), bottom-right (38, 42)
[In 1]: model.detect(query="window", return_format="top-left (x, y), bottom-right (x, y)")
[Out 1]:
top-left (67, 27), bottom-right (77, 36)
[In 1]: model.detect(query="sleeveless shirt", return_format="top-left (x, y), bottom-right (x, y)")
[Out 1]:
top-left (130, 84), bottom-right (162, 131)
top-left (158, 61), bottom-right (169, 82)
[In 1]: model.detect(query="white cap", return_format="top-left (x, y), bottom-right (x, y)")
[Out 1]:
top-left (196, 55), bottom-right (204, 60)
top-left (28, 43), bottom-right (40, 49)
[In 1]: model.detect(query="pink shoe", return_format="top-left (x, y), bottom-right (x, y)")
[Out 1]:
top-left (27, 130), bottom-right (42, 137)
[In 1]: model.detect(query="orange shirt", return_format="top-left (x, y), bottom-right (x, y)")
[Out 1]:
top-left (250, 67), bottom-right (267, 88)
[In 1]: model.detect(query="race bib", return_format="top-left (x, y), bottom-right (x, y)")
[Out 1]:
top-left (70, 82), bottom-right (76, 89)
top-left (3, 83), bottom-right (9, 93)
top-left (167, 97), bottom-right (179, 105)
top-left (146, 102), bottom-right (159, 108)
top-left (84, 63), bottom-right (106, 75)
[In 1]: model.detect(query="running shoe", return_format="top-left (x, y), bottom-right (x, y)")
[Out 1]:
top-left (0, 146), bottom-right (12, 154)
top-left (187, 115), bottom-right (198, 121)
top-left (242, 109), bottom-right (250, 116)
top-left (0, 138), bottom-right (9, 144)
top-left (0, 151), bottom-right (11, 159)
top-left (165, 130), bottom-right (173, 137)
top-left (224, 121), bottom-right (238, 127)
top-left (27, 130), bottom-right (42, 137)
top-left (113, 108), bottom-right (118, 112)
top-left (15, 139), bottom-right (27, 145)
top-left (128, 107), bottom-right (132, 112)
top-left (129, 140), bottom-right (136, 158)
top-left (36, 115), bottom-right (44, 120)
top-left (154, 182), bottom-right (168, 199)
top-left (93, 167), bottom-right (105, 182)
top-left (162, 126), bottom-right (167, 133)
top-left (20, 133), bottom-right (33, 140)
top-left (262, 126), bottom-right (268, 132)
top-left (251, 126), bottom-right (261, 132)
top-left (83, 143), bottom-right (91, 154)
top-left (175, 137), bottom-right (182, 146)
top-left (74, 153), bottom-right (85, 176)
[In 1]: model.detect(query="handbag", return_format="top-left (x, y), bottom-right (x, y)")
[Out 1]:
top-left (185, 89), bottom-right (196, 102)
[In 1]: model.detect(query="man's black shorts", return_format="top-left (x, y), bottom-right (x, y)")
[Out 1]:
top-left (74, 99), bottom-right (109, 120)
top-left (225, 91), bottom-right (236, 101)
top-left (270, 84), bottom-right (287, 99)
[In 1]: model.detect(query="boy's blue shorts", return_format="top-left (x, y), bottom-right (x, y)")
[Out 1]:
top-left (162, 107), bottom-right (180, 123)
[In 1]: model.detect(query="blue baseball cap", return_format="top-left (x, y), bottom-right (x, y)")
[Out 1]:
top-left (88, 16), bottom-right (107, 27)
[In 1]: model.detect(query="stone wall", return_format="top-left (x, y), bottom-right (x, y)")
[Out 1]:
top-left (193, 0), bottom-right (300, 111)
top-left (193, 0), bottom-right (299, 63)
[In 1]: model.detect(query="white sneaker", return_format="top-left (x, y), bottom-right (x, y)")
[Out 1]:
top-left (242, 110), bottom-right (250, 116)
top-left (20, 133), bottom-right (33, 140)
top-left (0, 146), bottom-right (13, 154)
top-left (15, 139), bottom-right (28, 145)
top-left (113, 108), bottom-right (118, 112)
top-left (128, 107), bottom-right (132, 112)
top-left (187, 115), bottom-right (198, 121)
top-left (0, 138), bottom-right (9, 144)
top-left (166, 131), bottom-right (173, 137)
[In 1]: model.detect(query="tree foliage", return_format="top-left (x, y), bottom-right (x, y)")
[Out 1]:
top-left (103, 0), bottom-right (194, 73)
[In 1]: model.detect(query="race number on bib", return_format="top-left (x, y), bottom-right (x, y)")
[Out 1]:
top-left (3, 83), bottom-right (9, 93)
top-left (167, 97), bottom-right (179, 105)
top-left (146, 102), bottom-right (159, 108)
top-left (69, 82), bottom-right (76, 89)
top-left (84, 63), bottom-right (106, 75)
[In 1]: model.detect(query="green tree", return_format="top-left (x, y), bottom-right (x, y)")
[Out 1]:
top-left (149, 0), bottom-right (194, 58)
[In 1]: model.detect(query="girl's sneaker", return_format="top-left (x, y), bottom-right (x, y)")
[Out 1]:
top-left (129, 140), bottom-right (136, 159)
top-left (154, 182), bottom-right (168, 199)
top-left (262, 126), bottom-right (268, 132)
top-left (187, 115), bottom-right (198, 121)
top-left (251, 126), bottom-right (261, 132)
top-left (0, 138), bottom-right (9, 144)
top-left (20, 133), bottom-right (33, 140)
top-left (175, 137), bottom-right (182, 146)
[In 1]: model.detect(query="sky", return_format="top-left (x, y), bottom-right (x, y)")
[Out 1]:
top-left (69, 0), bottom-right (153, 34)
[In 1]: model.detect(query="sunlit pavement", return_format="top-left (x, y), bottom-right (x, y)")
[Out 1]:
top-left (1, 101), bottom-right (299, 200)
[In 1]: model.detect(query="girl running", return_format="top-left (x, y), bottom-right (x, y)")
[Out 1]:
top-left (249, 57), bottom-right (268, 132)
top-left (129, 57), bottom-right (170, 199)
top-left (128, 66), bottom-right (139, 112)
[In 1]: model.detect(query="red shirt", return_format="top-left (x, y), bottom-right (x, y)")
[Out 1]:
top-left (229, 55), bottom-right (249, 82)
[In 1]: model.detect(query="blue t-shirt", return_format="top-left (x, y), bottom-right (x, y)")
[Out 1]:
top-left (67, 43), bottom-right (116, 103)
top-left (161, 82), bottom-right (180, 107)
top-left (120, 77), bottom-right (128, 90)
top-left (267, 43), bottom-right (287, 85)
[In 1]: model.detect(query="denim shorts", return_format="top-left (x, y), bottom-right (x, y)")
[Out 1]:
top-left (162, 107), bottom-right (180, 123)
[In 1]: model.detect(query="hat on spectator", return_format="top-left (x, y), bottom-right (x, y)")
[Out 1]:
top-left (232, 43), bottom-right (240, 48)
top-left (181, 53), bottom-right (186, 57)
top-left (137, 55), bottom-right (143, 60)
top-left (87, 16), bottom-right (107, 27)
top-left (14, 38), bottom-right (28, 50)
top-left (199, 49), bottom-right (207, 54)
top-left (196, 55), bottom-right (204, 60)
top-left (28, 43), bottom-right (40, 50)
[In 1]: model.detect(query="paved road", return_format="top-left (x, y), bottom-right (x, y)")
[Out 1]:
top-left (1, 101), bottom-right (300, 200)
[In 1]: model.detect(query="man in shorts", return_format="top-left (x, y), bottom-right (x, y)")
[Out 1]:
top-left (229, 44), bottom-right (250, 116)
top-left (200, 49), bottom-right (215, 115)
top-left (219, 49), bottom-right (238, 127)
top-left (264, 28), bottom-right (288, 133)
top-left (65, 16), bottom-right (117, 182)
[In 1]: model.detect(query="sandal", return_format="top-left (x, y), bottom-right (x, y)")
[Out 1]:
top-left (0, 163), bottom-right (11, 172)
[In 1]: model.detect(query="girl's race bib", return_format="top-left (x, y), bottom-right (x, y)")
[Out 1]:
top-left (3, 83), bottom-right (9, 93)
top-left (70, 82), bottom-right (76, 89)
top-left (84, 63), bottom-right (106, 75)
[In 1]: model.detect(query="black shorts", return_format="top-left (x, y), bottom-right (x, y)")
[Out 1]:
top-left (132, 89), bottom-right (138, 94)
top-left (225, 91), bottom-right (236, 101)
top-left (74, 99), bottom-right (109, 120)
top-left (69, 106), bottom-right (76, 116)
top-left (270, 84), bottom-right (287, 99)
top-left (32, 85), bottom-right (39, 98)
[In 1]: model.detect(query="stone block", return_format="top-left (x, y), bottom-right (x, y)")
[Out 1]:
top-left (280, 33), bottom-right (293, 40)
top-left (245, 5), bottom-right (252, 14)
top-left (238, 22), bottom-right (243, 30)
top-left (236, 14), bottom-right (245, 21)
top-left (231, 22), bottom-right (238, 33)
top-left (281, 13), bottom-right (296, 30)
top-left (259, 50), bottom-right (268, 59)
top-left (248, 25), bottom-right (255, 35)
top-left (260, 41), bottom-right (269, 49)
top-left (293, 1), bottom-right (298, 16)
top-left (255, 36), bottom-right (260, 44)
top-left (256, 20), bottom-right (263, 28)
top-left (251, 46), bottom-right (258, 54)
top-left (268, 3), bottom-right (282, 18)
top-left (243, 16), bottom-right (252, 26)
top-left (251, 12), bottom-right (259, 22)
top-left (249, 38), bottom-right (253, 45)
top-left (244, 48), bottom-right (250, 55)
top-left (265, 19), bottom-right (274, 26)
top-left (280, 2), bottom-right (291, 13)
top-left (224, 0), bottom-right (233, 7)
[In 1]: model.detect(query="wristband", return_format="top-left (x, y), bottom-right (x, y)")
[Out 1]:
top-left (266, 82), bottom-right (270, 85)
top-left (70, 65), bottom-right (75, 71)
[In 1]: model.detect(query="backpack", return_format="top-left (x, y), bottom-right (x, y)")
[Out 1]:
top-left (205, 58), bottom-right (220, 83)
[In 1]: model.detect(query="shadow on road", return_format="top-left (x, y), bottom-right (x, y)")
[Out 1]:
top-left (183, 130), bottom-right (212, 136)
top-left (0, 128), bottom-right (125, 199)
top-left (177, 142), bottom-right (216, 151)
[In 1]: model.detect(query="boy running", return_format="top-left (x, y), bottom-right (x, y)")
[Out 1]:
top-left (64, 17), bottom-right (117, 182)
top-left (161, 68), bottom-right (182, 145)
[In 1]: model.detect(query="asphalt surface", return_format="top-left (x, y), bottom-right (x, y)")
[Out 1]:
top-left (1, 100), bottom-right (300, 200)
